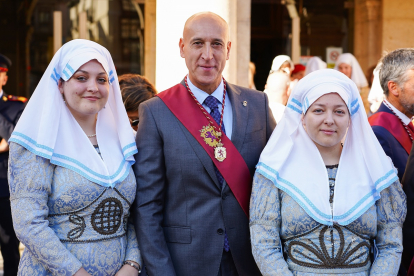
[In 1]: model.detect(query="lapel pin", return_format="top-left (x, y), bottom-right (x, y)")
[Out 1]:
top-left (243, 101), bottom-right (247, 106)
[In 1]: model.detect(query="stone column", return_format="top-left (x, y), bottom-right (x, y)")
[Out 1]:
top-left (353, 0), bottom-right (381, 73)
top-left (154, 0), bottom-right (251, 91)
top-left (144, 0), bottom-right (156, 85)
top-left (382, 0), bottom-right (414, 52)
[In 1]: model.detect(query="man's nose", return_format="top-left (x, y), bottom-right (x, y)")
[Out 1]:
top-left (201, 44), bottom-right (213, 60)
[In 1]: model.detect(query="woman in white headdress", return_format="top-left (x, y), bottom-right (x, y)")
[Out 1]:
top-left (250, 69), bottom-right (406, 275)
top-left (367, 63), bottom-right (384, 114)
top-left (8, 40), bottom-right (141, 275)
top-left (335, 53), bottom-right (370, 113)
top-left (305, 56), bottom-right (327, 76)
top-left (270, 55), bottom-right (294, 75)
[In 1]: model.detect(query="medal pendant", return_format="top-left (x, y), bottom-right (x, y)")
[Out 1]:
top-left (200, 125), bottom-right (219, 147)
top-left (214, 146), bottom-right (226, 162)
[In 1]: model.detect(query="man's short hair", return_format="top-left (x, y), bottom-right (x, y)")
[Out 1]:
top-left (380, 48), bottom-right (414, 96)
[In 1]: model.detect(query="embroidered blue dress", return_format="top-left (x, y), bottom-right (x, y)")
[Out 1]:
top-left (250, 166), bottom-right (406, 275)
top-left (8, 143), bottom-right (141, 276)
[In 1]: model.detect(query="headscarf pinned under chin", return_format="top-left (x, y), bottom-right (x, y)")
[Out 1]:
top-left (256, 69), bottom-right (397, 226)
top-left (334, 53), bottom-right (368, 89)
top-left (10, 39), bottom-right (137, 188)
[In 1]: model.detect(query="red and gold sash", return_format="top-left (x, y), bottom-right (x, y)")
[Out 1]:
top-left (157, 83), bottom-right (252, 216)
top-left (369, 111), bottom-right (413, 154)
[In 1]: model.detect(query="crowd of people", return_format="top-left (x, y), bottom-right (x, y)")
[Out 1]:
top-left (0, 10), bottom-right (413, 276)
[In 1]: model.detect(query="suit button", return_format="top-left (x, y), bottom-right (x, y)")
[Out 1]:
top-left (217, 228), bottom-right (224, 235)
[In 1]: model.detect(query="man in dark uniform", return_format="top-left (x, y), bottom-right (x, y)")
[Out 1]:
top-left (0, 54), bottom-right (26, 276)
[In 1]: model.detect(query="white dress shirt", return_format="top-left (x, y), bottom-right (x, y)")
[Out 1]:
top-left (187, 77), bottom-right (233, 139)
top-left (384, 99), bottom-right (412, 125)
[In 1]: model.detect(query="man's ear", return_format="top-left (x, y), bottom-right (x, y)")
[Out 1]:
top-left (388, 80), bottom-right (400, 97)
top-left (226, 41), bottom-right (231, 60)
top-left (179, 38), bottom-right (185, 58)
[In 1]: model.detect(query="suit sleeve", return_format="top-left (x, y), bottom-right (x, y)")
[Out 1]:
top-left (133, 101), bottom-right (176, 276)
top-left (372, 126), bottom-right (393, 161)
top-left (263, 92), bottom-right (276, 140)
top-left (0, 103), bottom-right (23, 141)
top-left (402, 142), bottom-right (414, 269)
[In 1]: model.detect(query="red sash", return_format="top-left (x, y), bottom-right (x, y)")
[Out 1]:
top-left (157, 84), bottom-right (252, 216)
top-left (369, 111), bottom-right (413, 154)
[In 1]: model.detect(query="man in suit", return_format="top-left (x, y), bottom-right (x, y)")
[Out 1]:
top-left (0, 54), bottom-right (26, 276)
top-left (369, 48), bottom-right (414, 181)
top-left (403, 143), bottom-right (414, 276)
top-left (368, 48), bottom-right (414, 275)
top-left (133, 12), bottom-right (275, 276)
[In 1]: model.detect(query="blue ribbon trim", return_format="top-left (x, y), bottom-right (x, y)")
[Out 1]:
top-left (10, 132), bottom-right (136, 183)
top-left (256, 162), bottom-right (397, 225)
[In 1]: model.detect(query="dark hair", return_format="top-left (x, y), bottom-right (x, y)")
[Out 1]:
top-left (118, 74), bottom-right (157, 112)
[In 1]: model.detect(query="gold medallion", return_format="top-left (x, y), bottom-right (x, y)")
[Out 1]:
top-left (200, 125), bottom-right (219, 147)
top-left (214, 146), bottom-right (227, 162)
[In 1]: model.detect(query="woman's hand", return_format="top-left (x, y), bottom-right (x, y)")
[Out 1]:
top-left (115, 262), bottom-right (140, 276)
top-left (74, 267), bottom-right (92, 276)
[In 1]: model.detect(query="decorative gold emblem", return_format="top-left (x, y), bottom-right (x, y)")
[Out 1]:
top-left (200, 125), bottom-right (219, 147)
top-left (214, 146), bottom-right (227, 162)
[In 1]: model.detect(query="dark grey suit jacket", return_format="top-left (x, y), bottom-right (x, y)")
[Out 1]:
top-left (133, 81), bottom-right (276, 276)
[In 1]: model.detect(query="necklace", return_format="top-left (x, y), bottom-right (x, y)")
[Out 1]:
top-left (383, 100), bottom-right (413, 142)
top-left (184, 75), bottom-right (227, 162)
top-left (87, 133), bottom-right (97, 138)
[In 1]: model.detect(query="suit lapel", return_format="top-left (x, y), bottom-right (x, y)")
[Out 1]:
top-left (227, 83), bottom-right (248, 152)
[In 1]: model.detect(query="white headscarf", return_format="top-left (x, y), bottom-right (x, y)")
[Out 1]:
top-left (305, 56), bottom-right (327, 75)
top-left (256, 69), bottom-right (397, 226)
top-left (10, 39), bottom-right (137, 188)
top-left (334, 53), bottom-right (368, 89)
top-left (368, 63), bottom-right (384, 104)
top-left (271, 55), bottom-right (294, 72)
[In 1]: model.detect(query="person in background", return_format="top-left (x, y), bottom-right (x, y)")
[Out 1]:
top-left (0, 54), bottom-right (26, 276)
top-left (270, 55), bottom-right (294, 76)
top-left (119, 74), bottom-right (157, 132)
top-left (8, 39), bottom-right (141, 276)
top-left (290, 64), bottom-right (305, 81)
top-left (304, 56), bottom-right (327, 76)
top-left (367, 63), bottom-right (384, 115)
top-left (334, 53), bottom-right (370, 113)
top-left (264, 71), bottom-right (290, 123)
top-left (250, 69), bottom-right (406, 275)
top-left (368, 48), bottom-right (414, 275)
top-left (133, 12), bottom-right (275, 276)
top-left (248, 61), bottom-right (257, 90)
